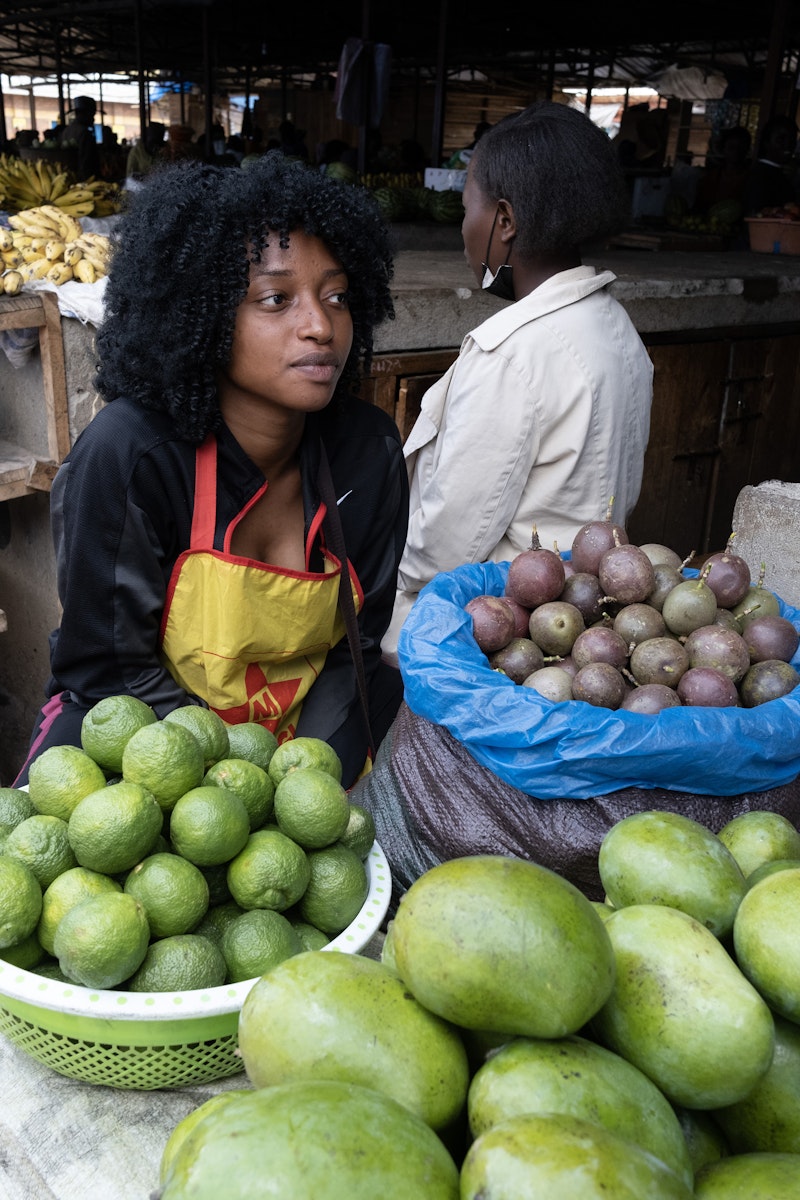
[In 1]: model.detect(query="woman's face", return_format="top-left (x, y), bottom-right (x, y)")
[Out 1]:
top-left (461, 161), bottom-right (499, 284)
top-left (222, 229), bottom-right (354, 419)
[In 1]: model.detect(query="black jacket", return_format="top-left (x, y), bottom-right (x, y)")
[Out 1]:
top-left (35, 394), bottom-right (408, 786)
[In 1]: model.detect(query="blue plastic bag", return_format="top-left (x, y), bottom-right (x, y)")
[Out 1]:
top-left (398, 561), bottom-right (800, 800)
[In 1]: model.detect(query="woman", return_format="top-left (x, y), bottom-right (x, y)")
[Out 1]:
top-left (382, 100), bottom-right (653, 662)
top-left (20, 154), bottom-right (407, 788)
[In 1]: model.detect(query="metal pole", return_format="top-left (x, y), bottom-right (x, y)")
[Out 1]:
top-left (431, 0), bottom-right (448, 167)
top-left (203, 6), bottom-right (213, 160)
top-left (755, 0), bottom-right (790, 146)
top-left (357, 0), bottom-right (371, 175)
top-left (135, 0), bottom-right (147, 142)
top-left (0, 73), bottom-right (7, 146)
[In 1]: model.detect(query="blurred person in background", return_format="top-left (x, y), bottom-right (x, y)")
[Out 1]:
top-left (383, 100), bottom-right (653, 663)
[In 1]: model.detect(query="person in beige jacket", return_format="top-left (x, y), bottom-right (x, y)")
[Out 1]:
top-left (383, 101), bottom-right (654, 663)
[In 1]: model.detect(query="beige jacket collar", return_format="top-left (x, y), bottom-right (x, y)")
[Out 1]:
top-left (470, 265), bottom-right (617, 351)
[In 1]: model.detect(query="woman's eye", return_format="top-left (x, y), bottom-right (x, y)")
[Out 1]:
top-left (262, 292), bottom-right (286, 307)
top-left (329, 291), bottom-right (349, 306)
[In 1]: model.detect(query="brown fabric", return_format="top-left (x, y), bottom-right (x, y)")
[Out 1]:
top-left (351, 702), bottom-right (800, 907)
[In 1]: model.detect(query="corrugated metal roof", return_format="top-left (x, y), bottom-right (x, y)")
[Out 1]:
top-left (0, 1), bottom-right (797, 93)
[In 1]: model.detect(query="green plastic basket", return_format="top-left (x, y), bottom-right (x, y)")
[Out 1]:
top-left (0, 841), bottom-right (390, 1090)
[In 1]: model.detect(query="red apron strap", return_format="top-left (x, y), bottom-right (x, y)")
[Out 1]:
top-left (190, 435), bottom-right (218, 550)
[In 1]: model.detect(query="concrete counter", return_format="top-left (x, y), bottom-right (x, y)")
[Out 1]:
top-left (379, 247), bottom-right (800, 351)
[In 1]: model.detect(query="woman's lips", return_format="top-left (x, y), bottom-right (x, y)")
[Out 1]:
top-left (292, 353), bottom-right (340, 383)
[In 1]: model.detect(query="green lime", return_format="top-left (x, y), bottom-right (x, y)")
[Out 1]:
top-left (273, 767), bottom-right (350, 849)
top-left (163, 706), bottom-right (230, 769)
top-left (226, 828), bottom-right (310, 912)
top-left (122, 721), bottom-right (206, 812)
top-left (80, 694), bottom-right (158, 773)
top-left (203, 758), bottom-right (274, 831)
top-left (298, 843), bottom-right (368, 935)
top-left (0, 855), bottom-right (43, 948)
top-left (268, 737), bottom-right (343, 786)
top-left (0, 930), bottom-right (45, 970)
top-left (38, 865), bottom-right (122, 955)
top-left (169, 786), bottom-right (250, 867)
top-left (220, 908), bottom-right (301, 983)
top-left (200, 862), bottom-right (234, 906)
top-left (288, 918), bottom-right (330, 951)
top-left (27, 745), bottom-right (107, 822)
top-left (225, 723), bottom-right (278, 772)
top-left (68, 781), bottom-right (163, 875)
top-left (124, 852), bottom-right (210, 938)
top-left (54, 891), bottom-right (150, 989)
top-left (31, 959), bottom-right (70, 981)
top-left (0, 787), bottom-right (36, 830)
top-left (192, 901), bottom-right (245, 947)
top-left (126, 933), bottom-right (227, 992)
top-left (4, 814), bottom-right (77, 888)
top-left (337, 804), bottom-right (376, 860)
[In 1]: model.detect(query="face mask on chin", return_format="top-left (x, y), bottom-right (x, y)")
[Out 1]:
top-left (481, 207), bottom-right (515, 302)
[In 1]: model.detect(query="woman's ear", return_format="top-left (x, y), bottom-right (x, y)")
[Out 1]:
top-left (495, 199), bottom-right (517, 244)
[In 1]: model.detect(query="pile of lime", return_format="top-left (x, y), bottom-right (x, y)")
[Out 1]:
top-left (0, 696), bottom-right (374, 992)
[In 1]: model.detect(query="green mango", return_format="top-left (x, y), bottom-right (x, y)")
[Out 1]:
top-left (672, 1106), bottom-right (730, 1175)
top-left (694, 1152), bottom-right (800, 1198)
top-left (598, 810), bottom-right (746, 938)
top-left (746, 858), bottom-right (800, 889)
top-left (718, 810), bottom-right (800, 879)
top-left (159, 1080), bottom-right (460, 1198)
top-left (591, 904), bottom-right (774, 1109)
top-left (713, 1015), bottom-right (800, 1153)
top-left (390, 854), bottom-right (615, 1037)
top-left (236, 950), bottom-right (469, 1131)
top-left (460, 1112), bottom-right (693, 1200)
top-left (468, 1034), bottom-right (693, 1189)
top-left (733, 868), bottom-right (800, 1022)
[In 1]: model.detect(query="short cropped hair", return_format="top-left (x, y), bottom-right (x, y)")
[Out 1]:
top-left (95, 153), bottom-right (394, 442)
top-left (470, 100), bottom-right (631, 257)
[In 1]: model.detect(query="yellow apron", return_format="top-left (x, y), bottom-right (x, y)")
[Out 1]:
top-left (160, 435), bottom-right (363, 743)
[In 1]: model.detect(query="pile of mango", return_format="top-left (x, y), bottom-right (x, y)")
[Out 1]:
top-left (154, 807), bottom-right (800, 1199)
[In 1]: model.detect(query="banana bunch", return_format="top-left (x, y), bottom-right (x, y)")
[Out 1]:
top-left (2, 206), bottom-right (111, 291)
top-left (0, 153), bottom-right (124, 216)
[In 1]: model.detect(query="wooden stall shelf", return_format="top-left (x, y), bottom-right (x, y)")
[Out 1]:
top-left (0, 289), bottom-right (69, 502)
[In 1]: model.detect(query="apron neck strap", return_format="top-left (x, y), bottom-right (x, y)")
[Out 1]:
top-left (190, 435), bottom-right (219, 549)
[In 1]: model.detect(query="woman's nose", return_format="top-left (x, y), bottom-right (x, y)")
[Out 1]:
top-left (298, 298), bottom-right (334, 341)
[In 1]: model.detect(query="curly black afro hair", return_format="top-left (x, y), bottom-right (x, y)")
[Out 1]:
top-left (94, 153), bottom-right (395, 442)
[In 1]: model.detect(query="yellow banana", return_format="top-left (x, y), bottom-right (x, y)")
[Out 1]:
top-left (40, 205), bottom-right (82, 241)
top-left (0, 228), bottom-right (13, 251)
top-left (48, 171), bottom-right (69, 201)
top-left (76, 252), bottom-right (107, 276)
top-left (73, 258), bottom-right (96, 284)
top-left (54, 187), bottom-right (94, 205)
top-left (8, 209), bottom-right (62, 237)
top-left (20, 258), bottom-right (52, 280)
top-left (77, 233), bottom-right (110, 260)
top-left (2, 249), bottom-right (24, 268)
top-left (63, 243), bottom-right (83, 266)
top-left (21, 245), bottom-right (47, 264)
top-left (9, 232), bottom-right (33, 248)
top-left (31, 237), bottom-right (49, 252)
top-left (2, 270), bottom-right (24, 296)
top-left (36, 158), bottom-right (52, 194)
top-left (46, 262), bottom-right (73, 286)
top-left (45, 239), bottom-right (66, 261)
top-left (57, 200), bottom-right (95, 217)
